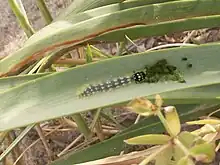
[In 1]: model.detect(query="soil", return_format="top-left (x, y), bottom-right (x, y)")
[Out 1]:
top-left (0, 0), bottom-right (72, 57)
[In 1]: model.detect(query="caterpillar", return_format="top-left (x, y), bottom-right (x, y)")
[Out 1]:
top-left (78, 59), bottom-right (187, 98)
top-left (78, 71), bottom-right (146, 97)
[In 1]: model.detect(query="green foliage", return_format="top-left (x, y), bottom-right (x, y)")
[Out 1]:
top-left (1, 0), bottom-right (220, 164)
top-left (2, 45), bottom-right (220, 131)
top-left (2, 0), bottom-right (220, 75)
top-left (51, 104), bottom-right (219, 165)
top-left (125, 97), bottom-right (216, 165)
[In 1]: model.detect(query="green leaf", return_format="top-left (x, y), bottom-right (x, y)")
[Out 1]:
top-left (187, 119), bottom-right (220, 125)
top-left (173, 131), bottom-right (199, 162)
top-left (0, 73), bottom-right (49, 93)
top-left (8, 0), bottom-right (34, 37)
top-left (50, 104), bottom-right (219, 165)
top-left (178, 132), bottom-right (198, 148)
top-left (2, 0), bottom-right (220, 75)
top-left (124, 134), bottom-right (171, 145)
top-left (190, 143), bottom-right (216, 163)
top-left (2, 44), bottom-right (220, 130)
top-left (96, 15), bottom-right (220, 42)
top-left (86, 44), bottom-right (93, 63)
top-left (55, 0), bottom-right (126, 20)
top-left (164, 106), bottom-right (181, 136)
top-left (56, 0), bottom-right (183, 21)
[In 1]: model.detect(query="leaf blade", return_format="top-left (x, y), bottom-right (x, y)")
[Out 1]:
top-left (2, 0), bottom-right (220, 75)
top-left (1, 44), bottom-right (220, 130)
top-left (124, 134), bottom-right (171, 145)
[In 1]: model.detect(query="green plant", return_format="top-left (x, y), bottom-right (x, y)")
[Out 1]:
top-left (1, 0), bottom-right (220, 164)
top-left (124, 95), bottom-right (216, 165)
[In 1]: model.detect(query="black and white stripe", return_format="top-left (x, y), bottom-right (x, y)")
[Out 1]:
top-left (78, 70), bottom-right (148, 97)
top-left (79, 76), bottom-right (132, 97)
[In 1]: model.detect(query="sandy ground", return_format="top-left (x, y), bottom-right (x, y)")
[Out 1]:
top-left (0, 0), bottom-right (72, 57)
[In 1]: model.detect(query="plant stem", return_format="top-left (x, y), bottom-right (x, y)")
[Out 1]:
top-left (35, 125), bottom-right (53, 161)
top-left (91, 109), bottom-right (104, 141)
top-left (36, 0), bottom-right (53, 24)
top-left (156, 110), bottom-right (174, 137)
top-left (86, 44), bottom-right (93, 63)
top-left (90, 45), bottom-right (113, 58)
top-left (116, 41), bottom-right (126, 56)
top-left (8, 0), bottom-right (34, 37)
top-left (174, 138), bottom-right (191, 156)
top-left (71, 114), bottom-right (91, 139)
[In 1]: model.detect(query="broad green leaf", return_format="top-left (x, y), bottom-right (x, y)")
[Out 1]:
top-left (95, 15), bottom-right (220, 42)
top-left (55, 0), bottom-right (125, 20)
top-left (72, 146), bottom-right (160, 165)
top-left (190, 143), bottom-right (215, 163)
top-left (1, 0), bottom-right (220, 75)
top-left (187, 119), bottom-right (220, 125)
top-left (0, 73), bottom-right (49, 93)
top-left (2, 44), bottom-right (220, 130)
top-left (164, 106), bottom-right (181, 136)
top-left (159, 82), bottom-right (220, 104)
top-left (31, 0), bottom-right (175, 44)
top-left (124, 134), bottom-right (171, 145)
top-left (50, 104), bottom-right (219, 165)
top-left (57, 0), bottom-right (182, 21)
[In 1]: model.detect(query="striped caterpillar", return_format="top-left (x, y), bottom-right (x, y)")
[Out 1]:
top-left (78, 71), bottom-right (146, 97)
top-left (77, 59), bottom-right (186, 97)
